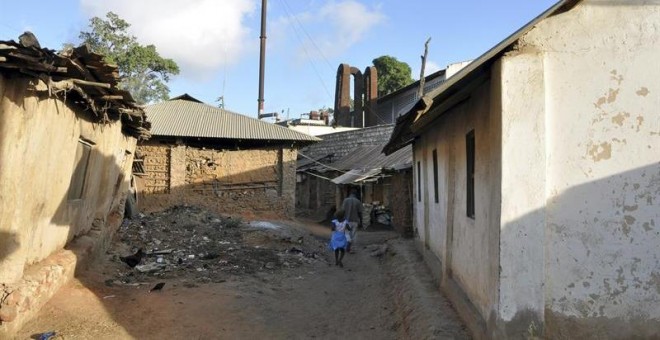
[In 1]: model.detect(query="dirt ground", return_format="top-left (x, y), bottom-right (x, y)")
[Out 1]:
top-left (14, 206), bottom-right (469, 340)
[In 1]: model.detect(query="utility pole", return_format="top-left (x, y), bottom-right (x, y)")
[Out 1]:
top-left (418, 37), bottom-right (431, 97)
top-left (257, 0), bottom-right (267, 118)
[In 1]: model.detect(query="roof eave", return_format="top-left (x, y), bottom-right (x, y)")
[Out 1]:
top-left (382, 0), bottom-right (582, 155)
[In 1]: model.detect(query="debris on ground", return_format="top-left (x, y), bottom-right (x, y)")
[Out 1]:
top-left (109, 205), bottom-right (328, 284)
top-left (365, 244), bottom-right (389, 257)
top-left (37, 331), bottom-right (58, 340)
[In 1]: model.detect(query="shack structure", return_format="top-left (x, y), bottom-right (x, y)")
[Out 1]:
top-left (0, 36), bottom-right (149, 335)
top-left (136, 94), bottom-right (319, 218)
top-left (296, 124), bottom-right (413, 234)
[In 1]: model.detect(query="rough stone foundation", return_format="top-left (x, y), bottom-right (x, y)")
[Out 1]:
top-left (0, 209), bottom-right (125, 337)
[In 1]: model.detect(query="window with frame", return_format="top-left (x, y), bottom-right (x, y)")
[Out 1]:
top-left (466, 130), bottom-right (475, 218)
top-left (132, 151), bottom-right (145, 176)
top-left (432, 149), bottom-right (439, 203)
top-left (417, 161), bottom-right (421, 202)
top-left (68, 139), bottom-right (93, 200)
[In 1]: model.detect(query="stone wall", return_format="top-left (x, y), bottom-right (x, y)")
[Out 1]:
top-left (137, 142), bottom-right (297, 218)
top-left (300, 124), bottom-right (394, 161)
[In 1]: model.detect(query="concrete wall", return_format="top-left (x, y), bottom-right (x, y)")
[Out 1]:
top-left (518, 2), bottom-right (660, 337)
top-left (413, 76), bottom-right (501, 332)
top-left (137, 142), bottom-right (297, 218)
top-left (0, 75), bottom-right (136, 332)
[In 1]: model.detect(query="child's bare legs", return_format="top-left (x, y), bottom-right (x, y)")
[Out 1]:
top-left (334, 248), bottom-right (345, 267)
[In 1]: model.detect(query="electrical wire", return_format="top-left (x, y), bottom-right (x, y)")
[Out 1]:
top-left (280, 0), bottom-right (334, 72)
top-left (277, 0), bottom-right (334, 101)
top-left (297, 151), bottom-right (349, 173)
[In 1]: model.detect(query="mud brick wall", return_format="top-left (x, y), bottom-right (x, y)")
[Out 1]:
top-left (137, 142), bottom-right (297, 218)
top-left (295, 171), bottom-right (340, 220)
top-left (139, 143), bottom-right (170, 194)
top-left (390, 170), bottom-right (413, 237)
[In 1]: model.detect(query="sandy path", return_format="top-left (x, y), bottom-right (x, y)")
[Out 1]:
top-left (15, 220), bottom-right (468, 339)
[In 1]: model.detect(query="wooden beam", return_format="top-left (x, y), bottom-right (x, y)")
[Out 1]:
top-left (101, 95), bottom-right (124, 100)
top-left (71, 78), bottom-right (111, 89)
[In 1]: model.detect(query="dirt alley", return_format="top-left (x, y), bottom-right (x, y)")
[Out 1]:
top-left (14, 206), bottom-right (469, 339)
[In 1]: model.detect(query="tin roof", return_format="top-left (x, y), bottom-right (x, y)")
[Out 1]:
top-left (331, 144), bottom-right (412, 171)
top-left (146, 95), bottom-right (320, 143)
top-left (328, 144), bottom-right (412, 184)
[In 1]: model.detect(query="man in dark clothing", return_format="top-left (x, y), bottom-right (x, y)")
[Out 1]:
top-left (342, 188), bottom-right (363, 253)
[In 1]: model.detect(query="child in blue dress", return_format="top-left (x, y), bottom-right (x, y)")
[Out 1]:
top-left (329, 209), bottom-right (351, 267)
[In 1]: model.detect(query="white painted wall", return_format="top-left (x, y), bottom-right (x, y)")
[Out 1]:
top-left (413, 78), bottom-right (501, 320)
top-left (518, 2), bottom-right (660, 325)
top-left (497, 50), bottom-right (547, 324)
top-left (410, 1), bottom-right (659, 336)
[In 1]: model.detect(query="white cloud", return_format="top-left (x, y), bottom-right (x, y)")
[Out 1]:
top-left (425, 60), bottom-right (441, 75)
top-left (79, 0), bottom-right (257, 78)
top-left (274, 0), bottom-right (385, 62)
top-left (319, 1), bottom-right (384, 53)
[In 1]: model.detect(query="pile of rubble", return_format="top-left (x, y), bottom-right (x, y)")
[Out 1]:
top-left (109, 205), bottom-right (328, 284)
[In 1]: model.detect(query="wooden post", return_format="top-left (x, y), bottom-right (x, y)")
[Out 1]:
top-left (418, 37), bottom-right (432, 97)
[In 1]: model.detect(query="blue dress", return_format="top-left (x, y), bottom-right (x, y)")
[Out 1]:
top-left (329, 219), bottom-right (348, 250)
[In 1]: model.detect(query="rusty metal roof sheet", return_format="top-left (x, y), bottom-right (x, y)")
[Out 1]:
top-left (145, 95), bottom-right (320, 143)
top-left (328, 144), bottom-right (411, 184)
top-left (331, 168), bottom-right (382, 185)
top-left (331, 144), bottom-right (412, 171)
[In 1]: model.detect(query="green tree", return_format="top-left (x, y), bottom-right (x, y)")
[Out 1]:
top-left (372, 55), bottom-right (413, 97)
top-left (78, 12), bottom-right (179, 104)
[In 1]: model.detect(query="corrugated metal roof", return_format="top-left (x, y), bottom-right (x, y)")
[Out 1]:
top-left (146, 95), bottom-right (320, 143)
top-left (327, 144), bottom-right (411, 184)
top-left (332, 144), bottom-right (412, 171)
top-left (331, 169), bottom-right (382, 185)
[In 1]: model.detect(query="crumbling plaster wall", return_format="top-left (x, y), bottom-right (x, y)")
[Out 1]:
top-left (138, 142), bottom-right (297, 218)
top-left (501, 1), bottom-right (660, 337)
top-left (0, 75), bottom-right (136, 284)
top-left (0, 75), bottom-right (136, 335)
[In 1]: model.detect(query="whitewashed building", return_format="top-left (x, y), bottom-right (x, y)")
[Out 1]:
top-left (384, 1), bottom-right (660, 338)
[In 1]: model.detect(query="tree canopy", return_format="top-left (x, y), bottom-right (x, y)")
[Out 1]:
top-left (372, 55), bottom-right (413, 97)
top-left (77, 12), bottom-right (179, 105)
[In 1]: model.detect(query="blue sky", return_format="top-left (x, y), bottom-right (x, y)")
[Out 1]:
top-left (0, 0), bottom-right (556, 119)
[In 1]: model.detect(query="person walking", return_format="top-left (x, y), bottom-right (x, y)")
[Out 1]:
top-left (329, 209), bottom-right (348, 267)
top-left (342, 187), bottom-right (363, 253)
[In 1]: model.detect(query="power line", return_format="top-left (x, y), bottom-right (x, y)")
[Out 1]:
top-left (298, 151), bottom-right (350, 174)
top-left (277, 0), bottom-right (334, 101)
top-left (280, 0), bottom-right (334, 72)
